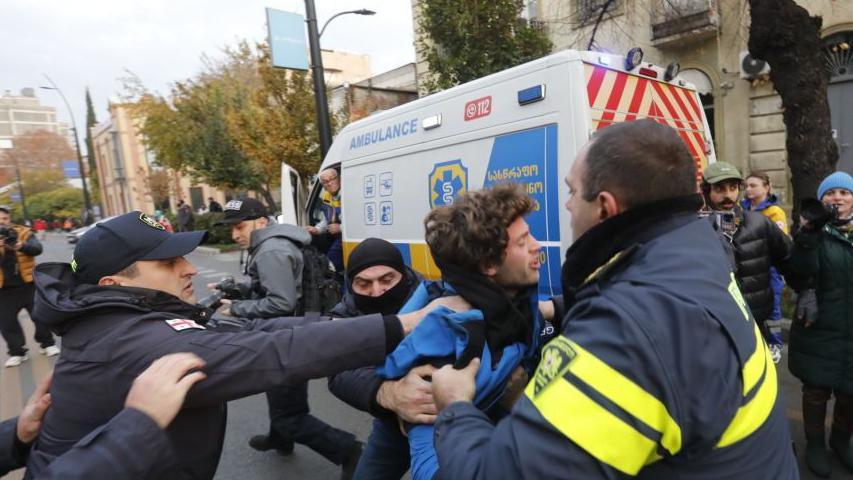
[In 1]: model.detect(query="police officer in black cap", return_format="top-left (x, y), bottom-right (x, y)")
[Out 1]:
top-left (24, 211), bottom-right (464, 480)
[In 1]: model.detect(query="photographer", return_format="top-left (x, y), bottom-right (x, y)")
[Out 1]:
top-left (700, 162), bottom-right (792, 363)
top-left (784, 171), bottom-right (853, 478)
top-left (0, 205), bottom-right (58, 367)
top-left (215, 197), bottom-right (362, 478)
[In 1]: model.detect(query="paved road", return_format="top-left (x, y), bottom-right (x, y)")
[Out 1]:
top-left (0, 233), bottom-right (849, 479)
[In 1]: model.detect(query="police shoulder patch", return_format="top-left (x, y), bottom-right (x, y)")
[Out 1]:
top-left (165, 318), bottom-right (206, 331)
top-left (531, 335), bottom-right (576, 397)
top-left (139, 213), bottom-right (165, 231)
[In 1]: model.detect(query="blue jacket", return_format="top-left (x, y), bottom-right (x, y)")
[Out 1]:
top-left (1, 409), bottom-right (175, 479)
top-left (378, 281), bottom-right (544, 480)
top-left (432, 214), bottom-right (799, 479)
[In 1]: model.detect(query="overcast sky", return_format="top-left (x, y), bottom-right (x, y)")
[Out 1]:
top-left (1, 0), bottom-right (415, 154)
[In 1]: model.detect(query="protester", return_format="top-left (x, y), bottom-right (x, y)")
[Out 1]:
top-left (176, 199), bottom-right (194, 232)
top-left (372, 183), bottom-right (547, 480)
top-left (2, 354), bottom-right (206, 479)
top-left (24, 211), bottom-right (463, 479)
top-left (155, 210), bottom-right (173, 233)
top-left (742, 170), bottom-right (790, 357)
top-left (0, 205), bottom-right (59, 367)
top-left (208, 197), bottom-right (223, 213)
top-left (306, 168), bottom-right (344, 272)
top-left (701, 161), bottom-right (792, 363)
top-left (327, 238), bottom-right (428, 480)
top-left (785, 171), bottom-right (853, 477)
top-left (216, 197), bottom-right (362, 478)
top-left (430, 119), bottom-right (798, 479)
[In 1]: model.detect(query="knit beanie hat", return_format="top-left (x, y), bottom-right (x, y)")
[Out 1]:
top-left (346, 238), bottom-right (406, 280)
top-left (817, 171), bottom-right (853, 199)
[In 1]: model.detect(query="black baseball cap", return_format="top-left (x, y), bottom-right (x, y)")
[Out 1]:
top-left (217, 197), bottom-right (268, 225)
top-left (71, 211), bottom-right (208, 284)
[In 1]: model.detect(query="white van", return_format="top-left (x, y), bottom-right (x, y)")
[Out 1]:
top-left (286, 49), bottom-right (716, 298)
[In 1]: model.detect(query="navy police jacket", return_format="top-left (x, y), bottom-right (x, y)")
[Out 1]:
top-left (25, 262), bottom-right (397, 480)
top-left (434, 214), bottom-right (799, 479)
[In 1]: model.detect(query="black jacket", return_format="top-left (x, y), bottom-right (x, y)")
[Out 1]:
top-left (726, 210), bottom-right (792, 322)
top-left (2, 409), bottom-right (176, 479)
top-left (25, 262), bottom-right (401, 480)
top-left (327, 266), bottom-right (421, 417)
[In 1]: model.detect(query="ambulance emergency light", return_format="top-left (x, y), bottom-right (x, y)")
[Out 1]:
top-left (625, 47), bottom-right (644, 71)
top-left (518, 84), bottom-right (546, 105)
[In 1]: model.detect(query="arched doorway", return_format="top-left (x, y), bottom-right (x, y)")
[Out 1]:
top-left (679, 68), bottom-right (716, 148)
top-left (824, 31), bottom-right (853, 174)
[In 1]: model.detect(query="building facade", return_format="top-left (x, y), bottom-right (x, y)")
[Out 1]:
top-left (0, 88), bottom-right (73, 146)
top-left (411, 0), bottom-right (853, 208)
top-left (329, 63), bottom-right (419, 122)
top-left (90, 103), bottom-right (227, 217)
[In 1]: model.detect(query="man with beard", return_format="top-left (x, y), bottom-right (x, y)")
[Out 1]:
top-left (429, 120), bottom-right (798, 479)
top-left (372, 183), bottom-right (548, 480)
top-left (700, 162), bottom-right (792, 363)
top-left (327, 238), bottom-right (432, 480)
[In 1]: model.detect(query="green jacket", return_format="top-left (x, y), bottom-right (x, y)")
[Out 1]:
top-left (786, 223), bottom-right (853, 392)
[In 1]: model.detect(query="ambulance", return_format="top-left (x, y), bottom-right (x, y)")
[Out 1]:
top-left (286, 49), bottom-right (717, 298)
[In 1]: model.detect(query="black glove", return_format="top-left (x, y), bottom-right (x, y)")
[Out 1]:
top-left (795, 289), bottom-right (818, 327)
top-left (800, 199), bottom-right (832, 232)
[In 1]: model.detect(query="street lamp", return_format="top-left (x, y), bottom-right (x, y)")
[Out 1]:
top-left (40, 75), bottom-right (94, 224)
top-left (304, 1), bottom-right (376, 158)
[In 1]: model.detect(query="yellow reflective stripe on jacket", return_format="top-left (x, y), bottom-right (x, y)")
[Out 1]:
top-left (716, 330), bottom-right (778, 448)
top-left (525, 338), bottom-right (681, 475)
top-left (527, 375), bottom-right (662, 475)
top-left (741, 324), bottom-right (766, 396)
top-left (566, 341), bottom-right (682, 456)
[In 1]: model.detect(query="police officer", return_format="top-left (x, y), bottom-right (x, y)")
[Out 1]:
top-left (24, 211), bottom-right (460, 479)
top-left (2, 353), bottom-right (205, 479)
top-left (216, 197), bottom-right (362, 476)
top-left (430, 120), bottom-right (799, 479)
top-left (0, 205), bottom-right (58, 367)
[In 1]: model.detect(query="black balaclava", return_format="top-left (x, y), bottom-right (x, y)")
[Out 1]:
top-left (347, 238), bottom-right (411, 315)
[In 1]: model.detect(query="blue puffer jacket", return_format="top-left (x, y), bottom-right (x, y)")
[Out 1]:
top-left (377, 281), bottom-right (543, 480)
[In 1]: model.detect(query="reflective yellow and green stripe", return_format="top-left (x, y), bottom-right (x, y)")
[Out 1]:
top-left (524, 337), bottom-right (681, 475)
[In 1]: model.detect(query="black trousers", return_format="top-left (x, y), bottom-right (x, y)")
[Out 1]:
top-left (0, 283), bottom-right (55, 356)
top-left (802, 383), bottom-right (853, 439)
top-left (265, 381), bottom-right (357, 464)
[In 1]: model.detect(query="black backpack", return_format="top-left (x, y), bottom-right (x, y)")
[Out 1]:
top-left (297, 245), bottom-right (342, 315)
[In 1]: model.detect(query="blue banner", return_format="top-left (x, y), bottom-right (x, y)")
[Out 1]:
top-left (266, 8), bottom-right (309, 70)
top-left (62, 160), bottom-right (80, 179)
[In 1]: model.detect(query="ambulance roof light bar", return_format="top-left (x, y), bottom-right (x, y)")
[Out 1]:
top-left (625, 47), bottom-right (644, 71)
top-left (664, 61), bottom-right (681, 82)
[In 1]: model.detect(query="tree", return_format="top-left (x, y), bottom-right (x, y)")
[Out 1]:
top-left (417, 0), bottom-right (552, 91)
top-left (1, 130), bottom-right (75, 171)
top-left (25, 187), bottom-right (85, 220)
top-left (84, 88), bottom-right (102, 209)
top-left (124, 41), bottom-right (323, 211)
top-left (748, 0), bottom-right (838, 219)
top-left (21, 168), bottom-right (67, 196)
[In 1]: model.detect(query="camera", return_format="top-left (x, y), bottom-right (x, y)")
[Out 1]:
top-left (197, 276), bottom-right (246, 310)
top-left (0, 226), bottom-right (18, 247)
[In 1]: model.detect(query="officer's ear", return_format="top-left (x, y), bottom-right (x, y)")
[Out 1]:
top-left (595, 191), bottom-right (621, 221)
top-left (98, 276), bottom-right (123, 287)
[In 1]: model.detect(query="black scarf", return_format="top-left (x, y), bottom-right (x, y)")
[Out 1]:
top-left (561, 194), bottom-right (703, 303)
top-left (435, 258), bottom-right (533, 358)
top-left (352, 275), bottom-right (414, 315)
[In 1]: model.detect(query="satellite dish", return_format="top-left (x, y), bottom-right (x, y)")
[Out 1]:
top-left (741, 53), bottom-right (768, 76)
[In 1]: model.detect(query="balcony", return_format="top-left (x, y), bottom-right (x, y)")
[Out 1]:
top-left (651, 0), bottom-right (719, 48)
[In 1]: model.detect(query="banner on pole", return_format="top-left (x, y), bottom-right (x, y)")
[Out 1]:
top-left (266, 8), bottom-right (309, 70)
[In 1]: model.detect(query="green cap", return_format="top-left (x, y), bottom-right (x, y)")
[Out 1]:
top-left (702, 161), bottom-right (743, 184)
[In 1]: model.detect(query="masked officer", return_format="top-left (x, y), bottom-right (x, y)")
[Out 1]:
top-left (327, 238), bottom-right (427, 479)
top-left (216, 197), bottom-right (362, 477)
top-left (24, 211), bottom-right (461, 480)
top-left (0, 205), bottom-right (58, 367)
top-left (2, 353), bottom-right (205, 479)
top-left (430, 120), bottom-right (798, 479)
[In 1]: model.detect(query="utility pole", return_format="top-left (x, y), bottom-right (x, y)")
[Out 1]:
top-left (304, 0), bottom-right (333, 158)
